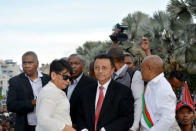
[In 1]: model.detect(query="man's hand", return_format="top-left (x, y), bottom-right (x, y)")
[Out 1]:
top-left (63, 125), bottom-right (76, 131)
top-left (111, 29), bottom-right (121, 47)
top-left (140, 37), bottom-right (151, 56)
top-left (31, 99), bottom-right (36, 106)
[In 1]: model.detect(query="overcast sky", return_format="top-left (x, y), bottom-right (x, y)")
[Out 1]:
top-left (0, 0), bottom-right (170, 65)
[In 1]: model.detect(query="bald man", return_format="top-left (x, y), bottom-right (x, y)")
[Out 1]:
top-left (140, 55), bottom-right (176, 131)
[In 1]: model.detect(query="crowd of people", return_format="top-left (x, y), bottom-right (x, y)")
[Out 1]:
top-left (3, 37), bottom-right (196, 131)
top-left (0, 106), bottom-right (15, 131)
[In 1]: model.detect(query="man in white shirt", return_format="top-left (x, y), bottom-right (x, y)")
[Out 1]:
top-left (107, 47), bottom-right (144, 131)
top-left (140, 55), bottom-right (176, 131)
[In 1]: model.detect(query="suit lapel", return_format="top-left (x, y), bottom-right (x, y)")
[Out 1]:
top-left (20, 73), bottom-right (34, 99)
top-left (69, 74), bottom-right (85, 103)
top-left (88, 82), bottom-right (97, 127)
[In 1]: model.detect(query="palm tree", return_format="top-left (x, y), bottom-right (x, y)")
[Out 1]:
top-left (167, 0), bottom-right (196, 74)
top-left (167, 0), bottom-right (194, 23)
top-left (120, 12), bottom-right (150, 66)
top-left (76, 41), bottom-right (112, 73)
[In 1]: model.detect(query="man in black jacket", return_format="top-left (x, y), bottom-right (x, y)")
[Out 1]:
top-left (65, 54), bottom-right (96, 128)
top-left (76, 54), bottom-right (134, 131)
top-left (7, 51), bottom-right (50, 131)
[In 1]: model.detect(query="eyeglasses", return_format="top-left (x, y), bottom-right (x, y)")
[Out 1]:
top-left (57, 73), bottom-right (72, 81)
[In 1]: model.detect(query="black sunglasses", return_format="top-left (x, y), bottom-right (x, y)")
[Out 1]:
top-left (57, 73), bottom-right (72, 81)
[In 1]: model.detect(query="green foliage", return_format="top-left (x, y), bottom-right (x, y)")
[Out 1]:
top-left (76, 41), bottom-right (112, 74)
top-left (75, 0), bottom-right (196, 90)
top-left (0, 88), bottom-right (5, 100)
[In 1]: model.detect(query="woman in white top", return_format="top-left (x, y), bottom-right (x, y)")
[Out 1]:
top-left (36, 59), bottom-right (76, 131)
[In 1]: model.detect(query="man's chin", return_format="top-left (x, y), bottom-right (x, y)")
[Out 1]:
top-left (72, 74), bottom-right (79, 79)
top-left (24, 71), bottom-right (32, 76)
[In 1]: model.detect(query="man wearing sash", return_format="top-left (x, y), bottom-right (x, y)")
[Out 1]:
top-left (140, 55), bottom-right (176, 131)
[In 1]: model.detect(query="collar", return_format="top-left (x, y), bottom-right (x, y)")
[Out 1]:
top-left (115, 64), bottom-right (127, 77)
top-left (25, 70), bottom-right (43, 78)
top-left (148, 73), bottom-right (164, 84)
top-left (98, 79), bottom-right (111, 90)
top-left (72, 72), bottom-right (83, 85)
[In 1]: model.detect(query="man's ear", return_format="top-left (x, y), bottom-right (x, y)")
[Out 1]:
top-left (147, 65), bottom-right (151, 72)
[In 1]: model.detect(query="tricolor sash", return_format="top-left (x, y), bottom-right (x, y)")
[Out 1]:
top-left (142, 85), bottom-right (154, 128)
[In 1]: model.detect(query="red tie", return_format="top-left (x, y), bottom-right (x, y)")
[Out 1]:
top-left (95, 86), bottom-right (104, 131)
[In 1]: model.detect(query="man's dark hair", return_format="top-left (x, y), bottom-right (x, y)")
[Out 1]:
top-left (94, 54), bottom-right (115, 68)
top-left (124, 53), bottom-right (134, 62)
top-left (107, 47), bottom-right (124, 62)
top-left (49, 59), bottom-right (73, 76)
top-left (168, 70), bottom-right (184, 82)
top-left (22, 51), bottom-right (38, 62)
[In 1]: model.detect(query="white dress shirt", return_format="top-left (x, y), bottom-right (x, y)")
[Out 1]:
top-left (36, 81), bottom-right (72, 131)
top-left (26, 71), bottom-right (43, 126)
top-left (140, 73), bottom-right (176, 131)
top-left (130, 70), bottom-right (144, 131)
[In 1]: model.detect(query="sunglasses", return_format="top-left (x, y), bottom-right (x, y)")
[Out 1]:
top-left (57, 73), bottom-right (72, 81)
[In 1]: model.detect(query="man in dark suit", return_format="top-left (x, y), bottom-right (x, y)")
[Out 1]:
top-left (7, 51), bottom-right (50, 131)
top-left (65, 54), bottom-right (96, 127)
top-left (76, 54), bottom-right (134, 131)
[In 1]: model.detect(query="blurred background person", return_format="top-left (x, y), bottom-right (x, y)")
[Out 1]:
top-left (36, 59), bottom-right (76, 131)
top-left (88, 61), bottom-right (96, 79)
top-left (123, 53), bottom-right (135, 68)
top-left (168, 70), bottom-right (184, 94)
top-left (176, 102), bottom-right (195, 131)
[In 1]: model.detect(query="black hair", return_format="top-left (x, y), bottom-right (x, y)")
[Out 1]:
top-left (107, 47), bottom-right (124, 62)
top-left (94, 54), bottom-right (115, 68)
top-left (124, 53), bottom-right (134, 62)
top-left (168, 70), bottom-right (184, 82)
top-left (22, 51), bottom-right (38, 62)
top-left (49, 59), bottom-right (73, 76)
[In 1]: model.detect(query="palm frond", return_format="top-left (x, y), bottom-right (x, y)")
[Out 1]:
top-left (167, 0), bottom-right (193, 23)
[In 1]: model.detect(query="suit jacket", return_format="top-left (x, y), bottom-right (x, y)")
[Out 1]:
top-left (76, 80), bottom-right (134, 131)
top-left (65, 74), bottom-right (96, 126)
top-left (7, 72), bottom-right (50, 131)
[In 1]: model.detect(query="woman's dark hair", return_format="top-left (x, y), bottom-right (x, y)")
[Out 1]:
top-left (49, 59), bottom-right (73, 76)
